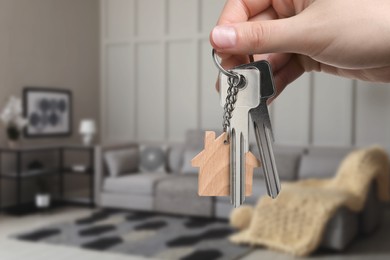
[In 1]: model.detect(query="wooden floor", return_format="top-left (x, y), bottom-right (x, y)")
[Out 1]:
top-left (1, 207), bottom-right (390, 260)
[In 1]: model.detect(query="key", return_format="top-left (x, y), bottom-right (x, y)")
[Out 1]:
top-left (220, 69), bottom-right (260, 207)
top-left (237, 60), bottom-right (281, 198)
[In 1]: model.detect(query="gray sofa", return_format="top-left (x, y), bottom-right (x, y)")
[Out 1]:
top-left (95, 130), bottom-right (386, 251)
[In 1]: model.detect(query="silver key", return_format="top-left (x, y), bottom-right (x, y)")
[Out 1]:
top-left (251, 100), bottom-right (281, 198)
top-left (220, 69), bottom-right (260, 207)
top-left (237, 60), bottom-right (281, 198)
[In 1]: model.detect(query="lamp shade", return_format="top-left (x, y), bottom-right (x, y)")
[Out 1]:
top-left (79, 119), bottom-right (96, 134)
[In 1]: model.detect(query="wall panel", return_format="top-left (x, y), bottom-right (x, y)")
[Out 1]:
top-left (168, 41), bottom-right (198, 140)
top-left (136, 0), bottom-right (164, 37)
top-left (200, 40), bottom-right (221, 130)
top-left (106, 45), bottom-right (134, 141)
top-left (356, 82), bottom-right (390, 147)
top-left (313, 74), bottom-right (353, 146)
top-left (201, 0), bottom-right (225, 33)
top-left (136, 43), bottom-right (165, 141)
top-left (273, 74), bottom-right (311, 145)
top-left (106, 0), bottom-right (133, 39)
top-left (168, 0), bottom-right (197, 35)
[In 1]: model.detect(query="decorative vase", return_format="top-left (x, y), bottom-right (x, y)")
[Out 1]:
top-left (82, 133), bottom-right (94, 146)
top-left (35, 193), bottom-right (51, 208)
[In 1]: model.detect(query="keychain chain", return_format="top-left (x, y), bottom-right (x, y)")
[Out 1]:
top-left (212, 49), bottom-right (246, 143)
top-left (222, 74), bottom-right (246, 144)
top-left (222, 76), bottom-right (240, 134)
top-left (222, 74), bottom-right (246, 143)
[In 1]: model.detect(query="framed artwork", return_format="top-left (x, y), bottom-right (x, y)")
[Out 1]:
top-left (23, 87), bottom-right (72, 137)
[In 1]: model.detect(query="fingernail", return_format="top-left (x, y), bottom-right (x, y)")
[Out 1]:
top-left (212, 26), bottom-right (237, 48)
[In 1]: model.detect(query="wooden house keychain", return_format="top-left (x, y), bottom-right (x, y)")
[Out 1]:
top-left (192, 50), bottom-right (281, 207)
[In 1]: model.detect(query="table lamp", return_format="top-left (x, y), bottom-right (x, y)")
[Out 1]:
top-left (79, 119), bottom-right (96, 145)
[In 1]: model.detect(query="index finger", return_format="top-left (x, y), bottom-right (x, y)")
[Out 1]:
top-left (217, 0), bottom-right (272, 24)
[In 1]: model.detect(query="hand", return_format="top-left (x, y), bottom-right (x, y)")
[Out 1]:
top-left (210, 0), bottom-right (390, 99)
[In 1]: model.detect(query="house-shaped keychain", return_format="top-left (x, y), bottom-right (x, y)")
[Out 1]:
top-left (192, 131), bottom-right (261, 196)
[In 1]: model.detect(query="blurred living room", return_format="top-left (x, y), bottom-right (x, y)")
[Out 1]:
top-left (0, 0), bottom-right (390, 260)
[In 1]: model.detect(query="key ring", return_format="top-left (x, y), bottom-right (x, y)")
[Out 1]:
top-left (212, 49), bottom-right (239, 79)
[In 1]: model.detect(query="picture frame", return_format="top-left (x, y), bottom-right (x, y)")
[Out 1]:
top-left (23, 87), bottom-right (72, 138)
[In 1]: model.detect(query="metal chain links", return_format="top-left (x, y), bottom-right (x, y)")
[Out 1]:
top-left (212, 49), bottom-right (246, 143)
top-left (222, 76), bottom-right (240, 133)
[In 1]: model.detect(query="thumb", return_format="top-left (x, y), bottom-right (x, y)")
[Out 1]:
top-left (210, 17), bottom-right (304, 55)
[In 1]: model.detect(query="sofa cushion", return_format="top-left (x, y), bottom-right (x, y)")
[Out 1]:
top-left (167, 145), bottom-right (185, 173)
top-left (321, 207), bottom-right (358, 250)
top-left (181, 149), bottom-right (201, 174)
top-left (103, 172), bottom-right (169, 195)
top-left (104, 147), bottom-right (139, 177)
top-left (139, 145), bottom-right (167, 173)
top-left (216, 178), bottom-right (269, 205)
top-left (185, 129), bottom-right (222, 150)
top-left (360, 183), bottom-right (385, 234)
top-left (307, 146), bottom-right (354, 157)
top-left (250, 144), bottom-right (302, 181)
top-left (154, 175), bottom-right (213, 217)
top-left (276, 153), bottom-right (301, 181)
top-left (298, 154), bottom-right (345, 179)
top-left (273, 144), bottom-right (307, 155)
top-left (185, 130), bottom-right (206, 150)
top-left (101, 193), bottom-right (154, 211)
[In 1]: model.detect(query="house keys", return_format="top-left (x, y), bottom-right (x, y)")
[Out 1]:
top-left (192, 50), bottom-right (281, 208)
top-left (215, 49), bottom-right (281, 207)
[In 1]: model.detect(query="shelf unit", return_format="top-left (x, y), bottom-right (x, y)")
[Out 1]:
top-left (0, 145), bottom-right (95, 215)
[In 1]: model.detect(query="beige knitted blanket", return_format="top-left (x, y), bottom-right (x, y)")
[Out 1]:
top-left (229, 147), bottom-right (390, 256)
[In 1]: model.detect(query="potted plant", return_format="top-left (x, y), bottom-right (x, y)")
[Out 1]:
top-left (0, 96), bottom-right (28, 148)
top-left (35, 176), bottom-right (51, 209)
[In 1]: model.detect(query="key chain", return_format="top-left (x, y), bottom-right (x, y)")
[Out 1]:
top-left (213, 51), bottom-right (245, 145)
top-left (192, 50), bottom-right (261, 207)
top-left (212, 50), bottom-right (281, 200)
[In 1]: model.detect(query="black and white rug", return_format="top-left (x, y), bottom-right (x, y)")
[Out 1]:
top-left (13, 209), bottom-right (252, 260)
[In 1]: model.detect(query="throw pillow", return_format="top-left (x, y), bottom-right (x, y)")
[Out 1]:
top-left (167, 145), bottom-right (185, 173)
top-left (252, 152), bottom-right (300, 181)
top-left (298, 154), bottom-right (344, 179)
top-left (104, 147), bottom-right (139, 177)
top-left (181, 149), bottom-right (201, 174)
top-left (139, 145), bottom-right (167, 172)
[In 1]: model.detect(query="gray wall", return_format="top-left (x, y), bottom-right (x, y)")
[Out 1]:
top-left (0, 0), bottom-right (99, 207)
top-left (101, 0), bottom-right (390, 151)
top-left (101, 0), bottom-right (226, 143)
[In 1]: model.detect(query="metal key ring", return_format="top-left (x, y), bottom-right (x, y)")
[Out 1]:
top-left (212, 49), bottom-right (239, 79)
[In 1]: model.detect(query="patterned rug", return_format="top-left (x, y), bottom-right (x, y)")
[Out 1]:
top-left (13, 209), bottom-right (253, 260)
